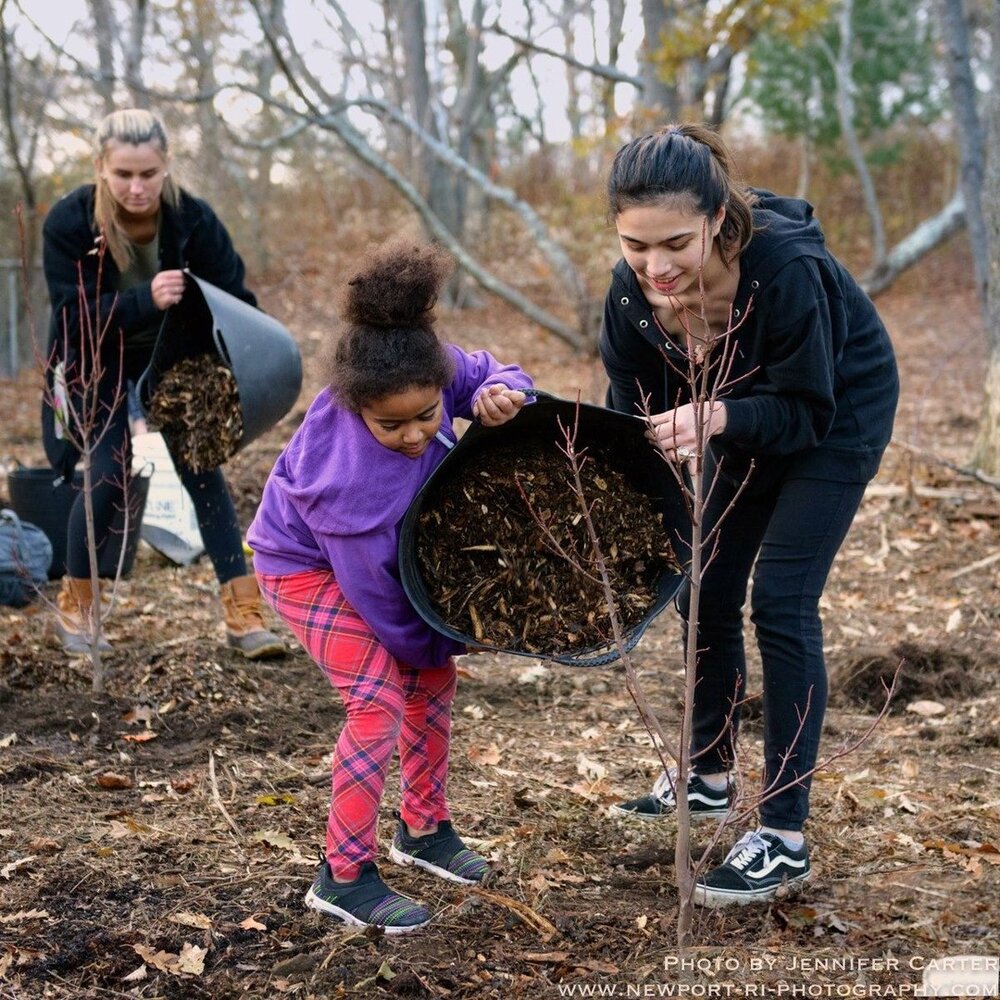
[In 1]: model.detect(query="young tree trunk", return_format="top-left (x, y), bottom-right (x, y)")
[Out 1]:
top-left (86, 0), bottom-right (117, 114)
top-left (602, 0), bottom-right (626, 132)
top-left (123, 0), bottom-right (150, 109)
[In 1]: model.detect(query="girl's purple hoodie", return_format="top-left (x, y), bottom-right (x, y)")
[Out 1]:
top-left (247, 345), bottom-right (533, 668)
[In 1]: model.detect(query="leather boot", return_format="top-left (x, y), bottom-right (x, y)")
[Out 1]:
top-left (220, 574), bottom-right (287, 660)
top-left (54, 576), bottom-right (112, 656)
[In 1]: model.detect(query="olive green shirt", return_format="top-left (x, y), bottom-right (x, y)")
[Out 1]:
top-left (118, 224), bottom-right (162, 358)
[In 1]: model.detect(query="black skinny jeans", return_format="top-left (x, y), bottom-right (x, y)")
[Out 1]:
top-left (675, 460), bottom-right (867, 831)
top-left (65, 355), bottom-right (247, 583)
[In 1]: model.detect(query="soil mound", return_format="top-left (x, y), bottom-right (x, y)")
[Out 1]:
top-left (830, 641), bottom-right (990, 712)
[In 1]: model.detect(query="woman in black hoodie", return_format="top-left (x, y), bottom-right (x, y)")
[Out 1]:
top-left (42, 108), bottom-right (285, 660)
top-left (600, 123), bottom-right (898, 906)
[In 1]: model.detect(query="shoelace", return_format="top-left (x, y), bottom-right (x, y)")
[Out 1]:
top-left (650, 769), bottom-right (677, 804)
top-left (724, 830), bottom-right (771, 872)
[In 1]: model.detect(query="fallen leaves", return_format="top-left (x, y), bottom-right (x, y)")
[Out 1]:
top-left (96, 772), bottom-right (134, 790)
top-left (132, 941), bottom-right (207, 977)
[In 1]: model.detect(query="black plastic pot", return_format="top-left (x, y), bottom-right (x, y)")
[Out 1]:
top-left (136, 274), bottom-right (302, 455)
top-left (398, 391), bottom-right (687, 667)
top-left (7, 466), bottom-right (152, 579)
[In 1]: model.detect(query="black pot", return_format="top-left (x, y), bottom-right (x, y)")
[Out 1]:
top-left (136, 274), bottom-right (302, 455)
top-left (398, 391), bottom-right (687, 667)
top-left (7, 466), bottom-right (151, 579)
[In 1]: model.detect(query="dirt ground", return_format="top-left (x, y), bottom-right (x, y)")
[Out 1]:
top-left (1, 269), bottom-right (998, 1000)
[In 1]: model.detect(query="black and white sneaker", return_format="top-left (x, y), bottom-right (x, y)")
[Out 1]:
top-left (389, 816), bottom-right (489, 885)
top-left (610, 771), bottom-right (731, 820)
top-left (304, 859), bottom-right (431, 933)
top-left (693, 829), bottom-right (810, 907)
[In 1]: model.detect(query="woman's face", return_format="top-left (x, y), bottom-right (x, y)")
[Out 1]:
top-left (360, 385), bottom-right (444, 458)
top-left (98, 140), bottom-right (169, 218)
top-left (615, 200), bottom-right (725, 307)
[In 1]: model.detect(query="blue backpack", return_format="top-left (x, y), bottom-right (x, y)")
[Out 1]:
top-left (0, 508), bottom-right (53, 607)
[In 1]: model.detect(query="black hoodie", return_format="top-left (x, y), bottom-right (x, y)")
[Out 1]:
top-left (599, 190), bottom-right (899, 485)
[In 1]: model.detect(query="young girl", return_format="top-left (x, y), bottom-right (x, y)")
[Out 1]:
top-left (599, 125), bottom-right (898, 906)
top-left (248, 240), bottom-right (532, 933)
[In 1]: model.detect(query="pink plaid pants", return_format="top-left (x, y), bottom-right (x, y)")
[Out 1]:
top-left (257, 568), bottom-right (457, 880)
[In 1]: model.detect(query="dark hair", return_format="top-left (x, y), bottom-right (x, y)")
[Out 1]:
top-left (327, 238), bottom-right (455, 411)
top-left (606, 123), bottom-right (757, 263)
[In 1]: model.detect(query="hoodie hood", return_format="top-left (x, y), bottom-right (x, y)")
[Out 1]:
top-left (274, 387), bottom-right (455, 536)
top-left (741, 188), bottom-right (827, 285)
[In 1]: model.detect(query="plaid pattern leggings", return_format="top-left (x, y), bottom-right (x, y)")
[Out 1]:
top-left (257, 568), bottom-right (457, 880)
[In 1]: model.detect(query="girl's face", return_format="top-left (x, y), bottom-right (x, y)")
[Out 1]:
top-left (98, 140), bottom-right (169, 218)
top-left (360, 385), bottom-right (444, 458)
top-left (615, 200), bottom-right (725, 307)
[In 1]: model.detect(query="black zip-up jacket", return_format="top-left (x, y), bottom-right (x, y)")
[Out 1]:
top-left (599, 190), bottom-right (899, 485)
top-left (41, 184), bottom-right (255, 477)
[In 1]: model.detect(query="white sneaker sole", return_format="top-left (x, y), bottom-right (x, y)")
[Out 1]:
top-left (608, 804), bottom-right (729, 821)
top-left (388, 843), bottom-right (481, 885)
top-left (304, 886), bottom-right (430, 934)
top-left (692, 872), bottom-right (810, 908)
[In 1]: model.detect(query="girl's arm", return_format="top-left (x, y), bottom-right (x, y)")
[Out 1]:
top-left (183, 198), bottom-right (257, 307)
top-left (446, 345), bottom-right (533, 421)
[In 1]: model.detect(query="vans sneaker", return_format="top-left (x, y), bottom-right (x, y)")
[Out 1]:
top-left (610, 771), bottom-right (731, 820)
top-left (389, 817), bottom-right (489, 885)
top-left (304, 859), bottom-right (431, 933)
top-left (693, 830), bottom-right (810, 907)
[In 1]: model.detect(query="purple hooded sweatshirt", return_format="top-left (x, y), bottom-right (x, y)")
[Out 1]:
top-left (248, 345), bottom-right (533, 668)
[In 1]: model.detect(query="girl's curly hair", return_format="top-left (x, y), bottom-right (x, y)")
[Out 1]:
top-left (326, 238), bottom-right (455, 411)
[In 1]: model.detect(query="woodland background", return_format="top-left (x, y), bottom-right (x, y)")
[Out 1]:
top-left (1, 2), bottom-right (999, 999)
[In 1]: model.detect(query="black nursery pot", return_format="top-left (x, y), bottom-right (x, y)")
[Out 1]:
top-left (7, 466), bottom-right (151, 579)
top-left (136, 274), bottom-right (302, 453)
top-left (398, 392), bottom-right (688, 667)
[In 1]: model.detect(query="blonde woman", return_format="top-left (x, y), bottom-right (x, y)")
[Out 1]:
top-left (41, 108), bottom-right (285, 659)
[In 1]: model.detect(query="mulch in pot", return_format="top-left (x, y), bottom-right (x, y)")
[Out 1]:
top-left (415, 437), bottom-right (681, 657)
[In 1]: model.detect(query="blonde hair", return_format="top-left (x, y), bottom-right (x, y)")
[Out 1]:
top-left (93, 109), bottom-right (180, 270)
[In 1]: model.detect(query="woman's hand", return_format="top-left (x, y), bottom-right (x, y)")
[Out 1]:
top-left (647, 400), bottom-right (727, 460)
top-left (473, 384), bottom-right (528, 427)
top-left (150, 269), bottom-right (187, 310)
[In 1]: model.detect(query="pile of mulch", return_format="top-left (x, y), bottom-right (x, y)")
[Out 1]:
top-left (414, 439), bottom-right (681, 657)
top-left (147, 354), bottom-right (243, 472)
top-left (830, 641), bottom-right (990, 712)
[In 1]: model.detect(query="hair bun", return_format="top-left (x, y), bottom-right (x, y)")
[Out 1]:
top-left (340, 238), bottom-right (453, 331)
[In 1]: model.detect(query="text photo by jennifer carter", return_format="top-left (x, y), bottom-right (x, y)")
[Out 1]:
top-left (547, 954), bottom-right (999, 999)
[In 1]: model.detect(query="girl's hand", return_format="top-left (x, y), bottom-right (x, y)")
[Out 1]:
top-left (647, 401), bottom-right (727, 460)
top-left (473, 384), bottom-right (528, 427)
top-left (151, 269), bottom-right (187, 310)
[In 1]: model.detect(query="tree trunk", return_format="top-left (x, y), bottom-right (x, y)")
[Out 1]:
top-left (86, 0), bottom-right (117, 114)
top-left (971, 0), bottom-right (1000, 473)
top-left (123, 0), bottom-right (150, 109)
top-left (603, 0), bottom-right (626, 132)
top-left (862, 190), bottom-right (965, 297)
top-left (827, 0), bottom-right (886, 266)
top-left (640, 0), bottom-right (680, 119)
top-left (937, 0), bottom-right (989, 312)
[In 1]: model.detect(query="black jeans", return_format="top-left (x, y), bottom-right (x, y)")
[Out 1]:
top-left (675, 462), bottom-right (867, 831)
top-left (65, 358), bottom-right (246, 584)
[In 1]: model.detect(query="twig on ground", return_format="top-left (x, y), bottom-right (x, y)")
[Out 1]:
top-left (209, 749), bottom-right (243, 839)
top-left (470, 887), bottom-right (559, 939)
top-left (890, 439), bottom-right (1000, 490)
top-left (948, 550), bottom-right (1000, 579)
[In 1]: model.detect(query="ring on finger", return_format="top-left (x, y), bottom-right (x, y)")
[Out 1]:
top-left (677, 447), bottom-right (694, 461)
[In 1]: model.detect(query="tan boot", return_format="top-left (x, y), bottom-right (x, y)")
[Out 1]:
top-left (53, 576), bottom-right (112, 657)
top-left (220, 574), bottom-right (287, 660)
